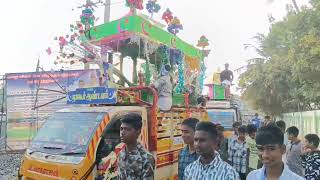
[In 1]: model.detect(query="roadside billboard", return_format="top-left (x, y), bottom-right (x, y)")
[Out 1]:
top-left (5, 69), bottom-right (100, 150)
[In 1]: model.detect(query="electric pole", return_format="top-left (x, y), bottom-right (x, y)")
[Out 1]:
top-left (104, 0), bottom-right (111, 22)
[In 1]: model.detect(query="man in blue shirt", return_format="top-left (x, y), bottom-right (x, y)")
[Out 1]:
top-left (247, 125), bottom-right (304, 180)
top-left (251, 113), bottom-right (262, 129)
top-left (178, 118), bottom-right (199, 180)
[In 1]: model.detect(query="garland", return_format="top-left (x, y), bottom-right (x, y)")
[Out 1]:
top-left (175, 52), bottom-right (185, 93)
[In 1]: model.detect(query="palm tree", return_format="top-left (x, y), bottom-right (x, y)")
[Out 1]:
top-left (267, 0), bottom-right (300, 12)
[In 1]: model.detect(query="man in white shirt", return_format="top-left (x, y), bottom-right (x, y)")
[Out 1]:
top-left (247, 125), bottom-right (304, 180)
top-left (152, 64), bottom-right (172, 111)
top-left (184, 122), bottom-right (239, 180)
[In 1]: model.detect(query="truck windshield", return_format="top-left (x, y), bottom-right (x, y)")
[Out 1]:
top-left (208, 110), bottom-right (235, 130)
top-left (31, 112), bottom-right (104, 155)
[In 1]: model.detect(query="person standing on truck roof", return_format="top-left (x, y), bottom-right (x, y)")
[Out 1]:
top-left (184, 122), bottom-right (240, 180)
top-left (178, 118), bottom-right (200, 180)
top-left (152, 64), bottom-right (173, 111)
top-left (118, 113), bottom-right (155, 180)
top-left (220, 63), bottom-right (233, 98)
top-left (220, 63), bottom-right (233, 86)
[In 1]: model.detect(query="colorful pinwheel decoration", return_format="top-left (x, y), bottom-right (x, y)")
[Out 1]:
top-left (167, 17), bottom-right (183, 35)
top-left (80, 8), bottom-right (95, 27)
top-left (58, 36), bottom-right (68, 52)
top-left (162, 8), bottom-right (173, 24)
top-left (126, 0), bottom-right (144, 12)
top-left (78, 0), bottom-right (103, 27)
top-left (197, 35), bottom-right (211, 57)
top-left (146, 0), bottom-right (161, 17)
top-left (197, 35), bottom-right (209, 49)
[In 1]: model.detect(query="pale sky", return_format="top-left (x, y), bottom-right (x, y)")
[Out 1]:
top-left (0, 0), bottom-right (309, 80)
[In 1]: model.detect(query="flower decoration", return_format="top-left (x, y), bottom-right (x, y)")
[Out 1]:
top-left (146, 0), bottom-right (161, 17)
top-left (80, 8), bottom-right (95, 26)
top-left (197, 35), bottom-right (209, 49)
top-left (162, 8), bottom-right (173, 24)
top-left (126, 0), bottom-right (144, 11)
top-left (175, 52), bottom-right (185, 93)
top-left (167, 17), bottom-right (183, 35)
top-left (58, 36), bottom-right (68, 51)
top-left (199, 61), bottom-right (206, 93)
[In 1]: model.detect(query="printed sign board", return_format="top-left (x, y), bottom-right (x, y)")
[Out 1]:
top-left (67, 87), bottom-right (117, 105)
top-left (5, 69), bottom-right (101, 149)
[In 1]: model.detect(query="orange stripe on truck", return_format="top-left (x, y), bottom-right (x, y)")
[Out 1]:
top-left (87, 115), bottom-right (110, 160)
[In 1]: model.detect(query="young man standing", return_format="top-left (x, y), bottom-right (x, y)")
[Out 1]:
top-left (232, 121), bottom-right (241, 137)
top-left (178, 118), bottom-right (199, 180)
top-left (216, 125), bottom-right (228, 161)
top-left (251, 113), bottom-right (262, 129)
top-left (276, 120), bottom-right (288, 162)
top-left (228, 122), bottom-right (241, 164)
top-left (301, 134), bottom-right (320, 180)
top-left (246, 124), bottom-right (259, 171)
top-left (184, 121), bottom-right (239, 180)
top-left (228, 125), bottom-right (249, 180)
top-left (263, 115), bottom-right (273, 126)
top-left (286, 126), bottom-right (304, 177)
top-left (247, 125), bottom-right (304, 180)
top-left (228, 121), bottom-right (241, 161)
top-left (118, 113), bottom-right (155, 180)
top-left (276, 120), bottom-right (288, 146)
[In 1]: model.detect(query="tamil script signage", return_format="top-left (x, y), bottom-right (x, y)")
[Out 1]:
top-left (67, 87), bottom-right (117, 104)
top-left (206, 100), bottom-right (231, 109)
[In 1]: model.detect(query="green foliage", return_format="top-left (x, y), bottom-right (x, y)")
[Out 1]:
top-left (239, 2), bottom-right (320, 115)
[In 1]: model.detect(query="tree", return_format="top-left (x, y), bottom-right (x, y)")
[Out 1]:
top-left (268, 0), bottom-right (300, 12)
top-left (239, 2), bottom-right (320, 115)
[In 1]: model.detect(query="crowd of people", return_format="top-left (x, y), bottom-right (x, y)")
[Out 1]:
top-left (116, 113), bottom-right (320, 180)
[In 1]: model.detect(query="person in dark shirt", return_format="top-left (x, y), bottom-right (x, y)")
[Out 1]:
top-left (220, 63), bottom-right (233, 98)
top-left (118, 113), bottom-right (155, 180)
top-left (216, 125), bottom-right (228, 161)
top-left (220, 63), bottom-right (234, 84)
top-left (301, 134), bottom-right (320, 180)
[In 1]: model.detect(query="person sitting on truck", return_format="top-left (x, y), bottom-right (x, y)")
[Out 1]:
top-left (152, 64), bottom-right (173, 111)
top-left (118, 113), bottom-right (155, 180)
top-left (178, 118), bottom-right (200, 180)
